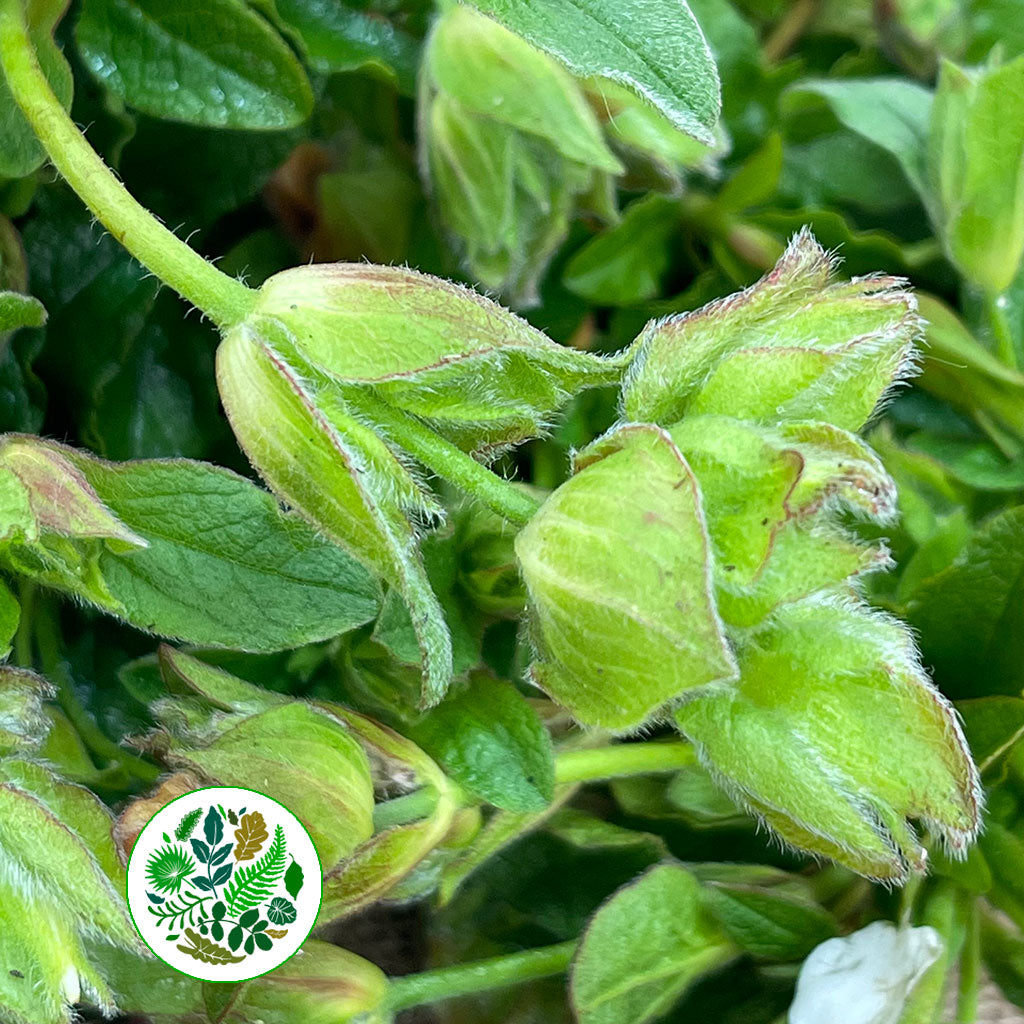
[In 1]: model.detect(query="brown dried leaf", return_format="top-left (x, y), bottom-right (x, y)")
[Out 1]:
top-left (234, 811), bottom-right (269, 861)
top-left (265, 928), bottom-right (288, 939)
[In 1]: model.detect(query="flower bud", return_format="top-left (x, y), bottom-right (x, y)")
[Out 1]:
top-left (929, 56), bottom-right (1024, 294)
top-left (455, 502), bottom-right (527, 617)
top-left (515, 423), bottom-right (737, 730)
top-left (224, 941), bottom-right (390, 1024)
top-left (675, 598), bottom-right (981, 882)
top-left (419, 5), bottom-right (622, 304)
top-left (667, 415), bottom-right (894, 626)
top-left (622, 228), bottom-right (920, 430)
top-left (141, 648), bottom-right (375, 871)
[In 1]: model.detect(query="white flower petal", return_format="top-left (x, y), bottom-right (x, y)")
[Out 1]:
top-left (789, 921), bottom-right (943, 1024)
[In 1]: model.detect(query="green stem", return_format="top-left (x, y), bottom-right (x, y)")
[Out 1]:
top-left (34, 603), bottom-right (159, 784)
top-left (555, 740), bottom-right (695, 785)
top-left (956, 898), bottom-right (980, 1024)
top-left (986, 293), bottom-right (1019, 369)
top-left (0, 0), bottom-right (254, 329)
top-left (372, 787), bottom-right (441, 831)
top-left (356, 391), bottom-right (543, 527)
top-left (12, 579), bottom-right (33, 668)
top-left (387, 941), bottom-right (577, 1012)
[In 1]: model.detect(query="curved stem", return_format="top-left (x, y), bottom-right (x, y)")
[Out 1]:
top-left (985, 293), bottom-right (1019, 369)
top-left (34, 602), bottom-right (160, 784)
top-left (355, 390), bottom-right (543, 526)
top-left (386, 940), bottom-right (577, 1012)
top-left (0, 0), bottom-right (254, 329)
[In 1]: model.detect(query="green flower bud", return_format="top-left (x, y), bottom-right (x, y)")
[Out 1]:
top-left (225, 941), bottom-right (390, 1024)
top-left (675, 598), bottom-right (981, 883)
top-left (419, 5), bottom-right (622, 304)
top-left (515, 423), bottom-right (738, 730)
top-left (456, 503), bottom-right (527, 617)
top-left (622, 228), bottom-right (920, 430)
top-left (929, 56), bottom-right (1024, 294)
top-left (667, 415), bottom-right (895, 626)
top-left (142, 648), bottom-right (375, 871)
top-left (217, 263), bottom-right (622, 705)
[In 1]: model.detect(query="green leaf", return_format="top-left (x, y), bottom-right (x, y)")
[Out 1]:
top-left (981, 906), bottom-right (1024, 1010)
top-left (785, 78), bottom-right (933, 204)
top-left (176, 927), bottom-right (245, 965)
top-left (0, 291), bottom-right (46, 332)
top-left (272, 0), bottom-right (419, 92)
top-left (464, 0), bottom-right (721, 145)
top-left (700, 881), bottom-right (837, 961)
top-left (0, 437), bottom-right (381, 652)
top-left (75, 0), bottom-right (313, 129)
top-left (570, 862), bottom-right (733, 1024)
top-left (929, 56), bottom-right (1024, 294)
top-left (0, 581), bottom-right (19, 661)
top-left (564, 194), bottom-right (680, 305)
top-left (409, 673), bottom-right (555, 812)
top-left (284, 858), bottom-right (304, 901)
top-left (957, 696), bottom-right (1024, 772)
top-left (0, 0), bottom-right (73, 179)
top-left (908, 506), bottom-right (1024, 698)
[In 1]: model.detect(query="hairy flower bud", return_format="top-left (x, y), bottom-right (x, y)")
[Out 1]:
top-left (515, 424), bottom-right (737, 730)
top-left (622, 228), bottom-right (920, 430)
top-left (419, 5), bottom-right (622, 304)
top-left (675, 599), bottom-right (981, 882)
top-left (217, 263), bottom-right (622, 705)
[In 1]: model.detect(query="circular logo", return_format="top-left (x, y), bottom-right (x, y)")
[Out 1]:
top-left (126, 787), bottom-right (322, 982)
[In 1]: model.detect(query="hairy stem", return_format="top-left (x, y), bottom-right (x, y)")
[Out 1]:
top-left (555, 739), bottom-right (695, 785)
top-left (0, 0), bottom-right (254, 329)
top-left (356, 390), bottom-right (543, 526)
top-left (386, 940), bottom-right (577, 1011)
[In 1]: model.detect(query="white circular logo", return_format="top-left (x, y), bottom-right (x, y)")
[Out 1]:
top-left (126, 787), bottom-right (322, 982)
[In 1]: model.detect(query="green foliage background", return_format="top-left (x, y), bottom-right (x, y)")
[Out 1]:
top-left (2, 1), bottom-right (1024, 1023)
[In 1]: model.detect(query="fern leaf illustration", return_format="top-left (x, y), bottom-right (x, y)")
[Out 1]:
top-left (174, 807), bottom-right (203, 841)
top-left (223, 824), bottom-right (286, 916)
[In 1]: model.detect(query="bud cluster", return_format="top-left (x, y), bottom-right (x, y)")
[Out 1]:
top-left (517, 230), bottom-right (981, 882)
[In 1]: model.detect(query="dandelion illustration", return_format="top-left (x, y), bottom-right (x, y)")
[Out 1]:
top-left (146, 844), bottom-right (197, 895)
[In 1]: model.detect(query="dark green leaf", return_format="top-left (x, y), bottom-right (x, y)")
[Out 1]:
top-left (75, 0), bottom-right (313, 129)
top-left (409, 673), bottom-right (555, 812)
top-left (465, 0), bottom-right (721, 144)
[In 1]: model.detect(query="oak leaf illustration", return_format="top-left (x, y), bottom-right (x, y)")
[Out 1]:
top-left (233, 811), bottom-right (269, 861)
top-left (176, 927), bottom-right (245, 964)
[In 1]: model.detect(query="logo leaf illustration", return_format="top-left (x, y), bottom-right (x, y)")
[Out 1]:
top-left (284, 858), bottom-right (304, 900)
top-left (266, 897), bottom-right (296, 925)
top-left (174, 807), bottom-right (203, 841)
top-left (223, 825), bottom-right (286, 916)
top-left (204, 805), bottom-right (224, 846)
top-left (233, 811), bottom-right (269, 861)
top-left (265, 928), bottom-right (288, 939)
top-left (145, 844), bottom-right (197, 895)
top-left (176, 927), bottom-right (245, 964)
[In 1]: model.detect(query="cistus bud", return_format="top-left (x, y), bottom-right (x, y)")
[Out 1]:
top-left (515, 424), bottom-right (738, 730)
top-left (216, 262), bottom-right (623, 706)
top-left (622, 228), bottom-right (921, 430)
top-left (224, 941), bottom-right (391, 1024)
top-left (140, 648), bottom-right (375, 872)
top-left (455, 503), bottom-right (527, 617)
top-left (929, 56), bottom-right (1024, 295)
top-left (419, 4), bottom-right (622, 305)
top-left (667, 415), bottom-right (895, 627)
top-left (675, 598), bottom-right (981, 883)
